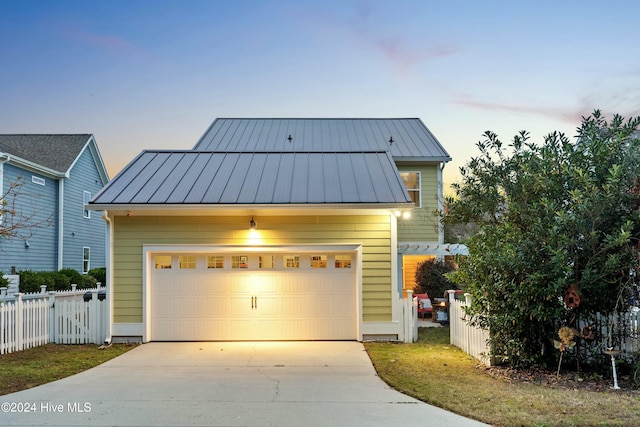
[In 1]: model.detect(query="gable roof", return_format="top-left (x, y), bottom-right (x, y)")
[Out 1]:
top-left (194, 118), bottom-right (451, 162)
top-left (0, 134), bottom-right (107, 180)
top-left (90, 150), bottom-right (412, 206)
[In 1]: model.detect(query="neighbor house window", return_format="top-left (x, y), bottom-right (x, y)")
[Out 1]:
top-left (232, 255), bottom-right (248, 268)
top-left (310, 255), bottom-right (327, 268)
top-left (155, 255), bottom-right (172, 269)
top-left (207, 255), bottom-right (224, 269)
top-left (83, 191), bottom-right (91, 218)
top-left (179, 255), bottom-right (196, 269)
top-left (335, 254), bottom-right (352, 269)
top-left (259, 255), bottom-right (274, 269)
top-left (399, 172), bottom-right (421, 207)
top-left (283, 255), bottom-right (299, 268)
top-left (82, 247), bottom-right (91, 274)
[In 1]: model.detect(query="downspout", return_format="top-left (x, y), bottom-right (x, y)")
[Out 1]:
top-left (101, 210), bottom-right (113, 345)
top-left (57, 179), bottom-right (64, 270)
top-left (0, 154), bottom-right (10, 227)
top-left (438, 162), bottom-right (445, 244)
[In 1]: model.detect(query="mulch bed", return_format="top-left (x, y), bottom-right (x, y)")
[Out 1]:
top-left (478, 364), bottom-right (640, 394)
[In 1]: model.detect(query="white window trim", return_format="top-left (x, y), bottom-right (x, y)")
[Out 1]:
top-left (82, 246), bottom-right (91, 274)
top-left (400, 171), bottom-right (422, 208)
top-left (83, 191), bottom-right (91, 219)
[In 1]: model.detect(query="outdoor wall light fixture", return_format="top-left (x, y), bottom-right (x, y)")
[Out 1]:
top-left (394, 210), bottom-right (411, 219)
top-left (249, 217), bottom-right (257, 230)
top-left (24, 240), bottom-right (30, 248)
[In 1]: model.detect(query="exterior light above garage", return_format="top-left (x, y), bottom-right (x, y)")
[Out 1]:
top-left (249, 217), bottom-right (257, 230)
top-left (393, 210), bottom-right (411, 219)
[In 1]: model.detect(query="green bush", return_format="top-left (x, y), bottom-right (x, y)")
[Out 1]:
top-left (49, 272), bottom-right (71, 291)
top-left (58, 268), bottom-right (84, 288)
top-left (80, 274), bottom-right (97, 288)
top-left (87, 267), bottom-right (106, 286)
top-left (0, 272), bottom-right (9, 288)
top-left (18, 270), bottom-right (54, 293)
top-left (413, 258), bottom-right (459, 299)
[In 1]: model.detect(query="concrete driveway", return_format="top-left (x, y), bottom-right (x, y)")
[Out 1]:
top-left (1, 342), bottom-right (489, 426)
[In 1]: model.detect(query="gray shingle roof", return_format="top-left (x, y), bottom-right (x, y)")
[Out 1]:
top-left (0, 134), bottom-right (92, 173)
top-left (91, 150), bottom-right (412, 205)
top-left (194, 118), bottom-right (451, 161)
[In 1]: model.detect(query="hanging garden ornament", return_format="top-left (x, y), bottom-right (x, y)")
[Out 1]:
top-left (564, 284), bottom-right (581, 308)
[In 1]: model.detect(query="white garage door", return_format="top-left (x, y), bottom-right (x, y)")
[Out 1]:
top-left (150, 251), bottom-right (357, 341)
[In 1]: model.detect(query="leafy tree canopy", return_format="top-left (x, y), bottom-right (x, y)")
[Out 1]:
top-left (446, 111), bottom-right (640, 366)
top-left (413, 258), bottom-right (459, 300)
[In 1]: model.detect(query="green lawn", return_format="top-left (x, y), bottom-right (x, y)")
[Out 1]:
top-left (0, 344), bottom-right (137, 396)
top-left (365, 327), bottom-right (640, 427)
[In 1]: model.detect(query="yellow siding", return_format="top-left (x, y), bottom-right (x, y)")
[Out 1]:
top-left (112, 215), bottom-right (393, 323)
top-left (397, 165), bottom-right (440, 242)
top-left (402, 255), bottom-right (435, 297)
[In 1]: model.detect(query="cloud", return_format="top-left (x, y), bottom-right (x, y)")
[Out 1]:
top-left (301, 2), bottom-right (457, 76)
top-left (452, 98), bottom-right (585, 124)
top-left (57, 25), bottom-right (138, 55)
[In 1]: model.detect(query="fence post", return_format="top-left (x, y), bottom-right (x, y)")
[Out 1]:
top-left (0, 287), bottom-right (7, 299)
top-left (71, 283), bottom-right (77, 292)
top-left (91, 288), bottom-right (99, 344)
top-left (48, 292), bottom-right (56, 344)
top-left (14, 293), bottom-right (23, 351)
top-left (40, 285), bottom-right (47, 295)
top-left (464, 292), bottom-right (472, 306)
top-left (406, 289), bottom-right (414, 343)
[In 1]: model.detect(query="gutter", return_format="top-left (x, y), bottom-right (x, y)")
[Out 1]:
top-left (101, 210), bottom-right (113, 346)
top-left (86, 202), bottom-right (416, 212)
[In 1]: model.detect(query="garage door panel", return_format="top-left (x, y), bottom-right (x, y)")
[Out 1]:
top-left (151, 251), bottom-right (357, 341)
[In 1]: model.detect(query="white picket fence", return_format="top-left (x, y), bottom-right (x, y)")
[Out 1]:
top-left (447, 291), bottom-right (640, 366)
top-left (448, 291), bottom-right (494, 366)
top-left (0, 285), bottom-right (108, 354)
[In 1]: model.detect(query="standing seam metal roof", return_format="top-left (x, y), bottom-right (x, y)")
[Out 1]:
top-left (91, 150), bottom-right (412, 205)
top-left (193, 118), bottom-right (451, 160)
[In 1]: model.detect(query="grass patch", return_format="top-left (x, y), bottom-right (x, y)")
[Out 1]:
top-left (0, 343), bottom-right (137, 396)
top-left (365, 327), bottom-right (640, 427)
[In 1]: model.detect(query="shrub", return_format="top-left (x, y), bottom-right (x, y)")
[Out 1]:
top-left (49, 272), bottom-right (71, 291)
top-left (414, 258), bottom-right (459, 299)
top-left (19, 270), bottom-right (54, 293)
top-left (88, 267), bottom-right (106, 286)
top-left (80, 274), bottom-right (97, 288)
top-left (0, 272), bottom-right (9, 288)
top-left (58, 268), bottom-right (84, 288)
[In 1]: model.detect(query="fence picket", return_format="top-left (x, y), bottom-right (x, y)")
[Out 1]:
top-left (0, 286), bottom-right (107, 354)
top-left (448, 290), bottom-right (640, 366)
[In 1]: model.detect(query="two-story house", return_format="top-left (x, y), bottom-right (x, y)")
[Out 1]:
top-left (0, 134), bottom-right (109, 275)
top-left (88, 118), bottom-right (454, 342)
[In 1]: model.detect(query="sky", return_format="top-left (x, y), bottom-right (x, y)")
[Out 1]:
top-left (1, 0), bottom-right (639, 192)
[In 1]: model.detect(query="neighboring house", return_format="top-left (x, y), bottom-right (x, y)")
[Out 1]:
top-left (88, 118), bottom-right (456, 342)
top-left (0, 134), bottom-right (109, 275)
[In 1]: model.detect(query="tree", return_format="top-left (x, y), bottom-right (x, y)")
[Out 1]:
top-left (413, 258), bottom-right (459, 299)
top-left (445, 111), bottom-right (640, 367)
top-left (1, 176), bottom-right (54, 243)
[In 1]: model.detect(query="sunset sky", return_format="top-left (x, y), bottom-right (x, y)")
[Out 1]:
top-left (2, 0), bottom-right (639, 191)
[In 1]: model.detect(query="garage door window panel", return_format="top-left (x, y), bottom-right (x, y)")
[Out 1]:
top-left (284, 255), bottom-right (300, 269)
top-left (310, 255), bottom-right (327, 269)
top-left (232, 255), bottom-right (249, 268)
top-left (207, 255), bottom-right (224, 269)
top-left (335, 254), bottom-right (352, 268)
top-left (155, 255), bottom-right (172, 269)
top-left (260, 255), bottom-right (275, 269)
top-left (179, 255), bottom-right (196, 269)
